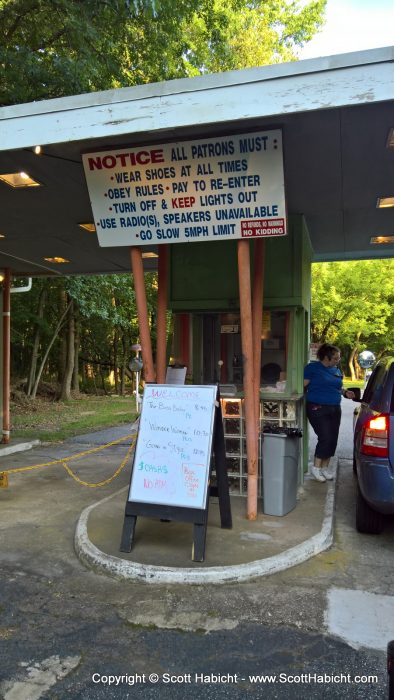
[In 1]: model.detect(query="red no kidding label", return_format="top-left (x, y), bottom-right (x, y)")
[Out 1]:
top-left (241, 218), bottom-right (286, 238)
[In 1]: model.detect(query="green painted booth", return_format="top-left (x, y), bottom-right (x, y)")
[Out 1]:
top-left (168, 215), bottom-right (312, 495)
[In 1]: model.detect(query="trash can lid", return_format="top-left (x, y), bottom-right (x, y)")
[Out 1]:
top-left (262, 426), bottom-right (302, 437)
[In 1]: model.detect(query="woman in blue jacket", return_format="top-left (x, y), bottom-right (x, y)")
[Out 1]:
top-left (304, 343), bottom-right (354, 482)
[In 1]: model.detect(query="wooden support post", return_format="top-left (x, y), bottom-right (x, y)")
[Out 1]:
top-left (156, 244), bottom-right (168, 384)
top-left (2, 268), bottom-right (11, 444)
top-left (252, 239), bottom-right (265, 433)
top-left (237, 240), bottom-right (258, 520)
top-left (129, 247), bottom-right (155, 383)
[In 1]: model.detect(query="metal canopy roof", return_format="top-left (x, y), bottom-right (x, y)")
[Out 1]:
top-left (0, 46), bottom-right (394, 277)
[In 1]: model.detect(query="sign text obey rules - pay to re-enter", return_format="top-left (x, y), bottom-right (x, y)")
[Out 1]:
top-left (82, 129), bottom-right (287, 247)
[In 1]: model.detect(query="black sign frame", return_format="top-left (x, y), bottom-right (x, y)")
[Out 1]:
top-left (120, 386), bottom-right (231, 562)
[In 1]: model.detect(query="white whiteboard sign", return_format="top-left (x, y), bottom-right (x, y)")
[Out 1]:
top-left (128, 384), bottom-right (217, 509)
top-left (82, 130), bottom-right (287, 247)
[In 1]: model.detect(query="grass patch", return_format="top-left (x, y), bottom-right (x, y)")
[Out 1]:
top-left (10, 379), bottom-right (364, 443)
top-left (11, 394), bottom-right (137, 442)
top-left (343, 378), bottom-right (364, 389)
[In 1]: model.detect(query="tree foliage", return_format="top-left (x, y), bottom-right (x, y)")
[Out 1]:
top-left (311, 260), bottom-right (394, 378)
top-left (3, 0), bottom-right (328, 397)
top-left (10, 274), bottom-right (158, 397)
top-left (0, 0), bottom-right (326, 106)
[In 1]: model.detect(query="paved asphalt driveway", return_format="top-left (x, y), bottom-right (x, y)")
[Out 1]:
top-left (0, 398), bottom-right (392, 699)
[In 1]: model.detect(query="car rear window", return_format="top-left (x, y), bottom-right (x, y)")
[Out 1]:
top-left (390, 372), bottom-right (394, 413)
top-left (384, 360), bottom-right (394, 412)
top-left (362, 365), bottom-right (387, 404)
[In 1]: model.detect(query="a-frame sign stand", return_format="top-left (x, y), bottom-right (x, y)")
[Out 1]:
top-left (120, 385), bottom-right (231, 562)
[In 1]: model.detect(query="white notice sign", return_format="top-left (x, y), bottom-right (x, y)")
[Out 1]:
top-left (82, 130), bottom-right (287, 247)
top-left (128, 384), bottom-right (217, 509)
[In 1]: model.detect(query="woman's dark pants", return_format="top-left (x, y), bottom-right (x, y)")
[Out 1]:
top-left (306, 403), bottom-right (342, 459)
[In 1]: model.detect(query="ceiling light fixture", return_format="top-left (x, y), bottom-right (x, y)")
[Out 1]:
top-left (141, 252), bottom-right (159, 258)
top-left (0, 172), bottom-right (41, 188)
top-left (78, 223), bottom-right (96, 232)
top-left (377, 197), bottom-right (394, 208)
top-left (33, 146), bottom-right (42, 155)
top-left (386, 128), bottom-right (394, 148)
top-left (370, 236), bottom-right (394, 245)
top-left (44, 257), bottom-right (70, 263)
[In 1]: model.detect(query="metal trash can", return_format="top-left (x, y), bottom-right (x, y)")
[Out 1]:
top-left (262, 427), bottom-right (302, 516)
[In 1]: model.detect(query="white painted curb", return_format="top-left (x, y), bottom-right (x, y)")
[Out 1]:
top-left (0, 439), bottom-right (40, 456)
top-left (75, 462), bottom-right (337, 585)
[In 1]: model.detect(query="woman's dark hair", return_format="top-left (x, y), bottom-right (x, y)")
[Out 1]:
top-left (317, 343), bottom-right (340, 361)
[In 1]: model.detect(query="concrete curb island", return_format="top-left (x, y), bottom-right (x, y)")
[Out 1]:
top-left (74, 461), bottom-right (337, 585)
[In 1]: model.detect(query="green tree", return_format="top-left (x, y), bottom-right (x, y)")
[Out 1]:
top-left (311, 260), bottom-right (394, 378)
top-left (0, 0), bottom-right (326, 106)
top-left (11, 278), bottom-right (62, 390)
top-left (181, 0), bottom-right (327, 74)
top-left (5, 0), bottom-right (327, 397)
top-left (10, 274), bottom-right (158, 398)
top-left (66, 273), bottom-right (158, 398)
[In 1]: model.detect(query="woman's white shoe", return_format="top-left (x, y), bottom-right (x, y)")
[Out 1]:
top-left (311, 466), bottom-right (326, 482)
top-left (321, 468), bottom-right (334, 480)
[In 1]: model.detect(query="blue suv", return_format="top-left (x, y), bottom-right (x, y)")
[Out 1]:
top-left (353, 356), bottom-right (394, 534)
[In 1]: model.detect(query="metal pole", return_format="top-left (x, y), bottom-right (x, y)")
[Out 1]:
top-left (135, 369), bottom-right (140, 410)
top-left (2, 268), bottom-right (11, 444)
top-left (156, 244), bottom-right (168, 384)
top-left (129, 247), bottom-right (155, 383)
top-left (131, 344), bottom-right (142, 413)
top-left (237, 240), bottom-right (258, 520)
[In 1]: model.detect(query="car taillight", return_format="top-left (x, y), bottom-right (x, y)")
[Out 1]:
top-left (361, 414), bottom-right (389, 456)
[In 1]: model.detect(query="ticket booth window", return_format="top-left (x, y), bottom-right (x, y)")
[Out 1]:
top-left (260, 310), bottom-right (289, 393)
top-left (183, 309), bottom-right (290, 391)
top-left (217, 310), bottom-right (289, 392)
